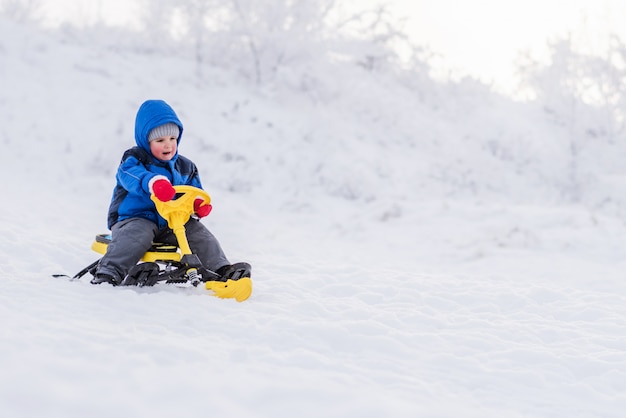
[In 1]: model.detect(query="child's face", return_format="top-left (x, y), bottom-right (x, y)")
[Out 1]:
top-left (149, 135), bottom-right (177, 161)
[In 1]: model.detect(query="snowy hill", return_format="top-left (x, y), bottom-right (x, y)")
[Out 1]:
top-left (1, 13), bottom-right (626, 418)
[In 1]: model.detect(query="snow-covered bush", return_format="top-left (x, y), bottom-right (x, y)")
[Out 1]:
top-left (518, 36), bottom-right (626, 206)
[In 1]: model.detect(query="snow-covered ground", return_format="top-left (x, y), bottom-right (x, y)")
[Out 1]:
top-left (1, 15), bottom-right (626, 418)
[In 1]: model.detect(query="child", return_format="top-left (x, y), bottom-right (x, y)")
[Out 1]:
top-left (92, 99), bottom-right (245, 285)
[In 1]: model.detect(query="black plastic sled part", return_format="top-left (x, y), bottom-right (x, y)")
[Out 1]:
top-left (121, 262), bottom-right (160, 287)
top-left (219, 262), bottom-right (252, 281)
top-left (56, 256), bottom-right (251, 288)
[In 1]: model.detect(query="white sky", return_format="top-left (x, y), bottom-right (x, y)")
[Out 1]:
top-left (37, 0), bottom-right (626, 95)
top-left (372, 0), bottom-right (626, 93)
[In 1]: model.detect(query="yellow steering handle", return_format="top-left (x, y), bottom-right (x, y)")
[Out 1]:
top-left (150, 185), bottom-right (211, 256)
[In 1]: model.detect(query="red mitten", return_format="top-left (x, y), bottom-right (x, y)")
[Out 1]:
top-left (152, 179), bottom-right (176, 202)
top-left (194, 198), bottom-right (212, 218)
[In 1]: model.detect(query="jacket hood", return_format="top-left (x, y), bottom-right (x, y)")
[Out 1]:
top-left (134, 100), bottom-right (184, 157)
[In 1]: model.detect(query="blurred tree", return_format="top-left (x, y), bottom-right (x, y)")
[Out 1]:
top-left (519, 35), bottom-right (626, 202)
top-left (0, 0), bottom-right (42, 23)
top-left (139, 0), bottom-right (416, 86)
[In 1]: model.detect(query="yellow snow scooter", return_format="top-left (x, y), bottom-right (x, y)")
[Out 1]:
top-left (66, 185), bottom-right (252, 302)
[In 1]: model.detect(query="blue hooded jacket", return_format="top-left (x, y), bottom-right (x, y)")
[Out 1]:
top-left (107, 100), bottom-right (203, 229)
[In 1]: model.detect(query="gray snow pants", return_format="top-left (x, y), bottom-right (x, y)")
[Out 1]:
top-left (96, 217), bottom-right (229, 281)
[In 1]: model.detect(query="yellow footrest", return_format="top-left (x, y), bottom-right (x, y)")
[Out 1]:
top-left (206, 277), bottom-right (253, 302)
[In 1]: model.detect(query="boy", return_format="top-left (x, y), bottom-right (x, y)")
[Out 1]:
top-left (92, 99), bottom-right (246, 285)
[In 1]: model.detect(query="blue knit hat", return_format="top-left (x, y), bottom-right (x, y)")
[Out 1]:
top-left (148, 122), bottom-right (180, 142)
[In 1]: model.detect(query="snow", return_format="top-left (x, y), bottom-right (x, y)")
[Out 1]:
top-left (1, 15), bottom-right (626, 418)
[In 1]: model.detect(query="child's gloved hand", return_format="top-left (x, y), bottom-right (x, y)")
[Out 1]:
top-left (194, 198), bottom-right (212, 218)
top-left (152, 179), bottom-right (176, 202)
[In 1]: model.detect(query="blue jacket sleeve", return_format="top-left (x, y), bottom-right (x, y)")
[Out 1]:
top-left (116, 155), bottom-right (157, 195)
